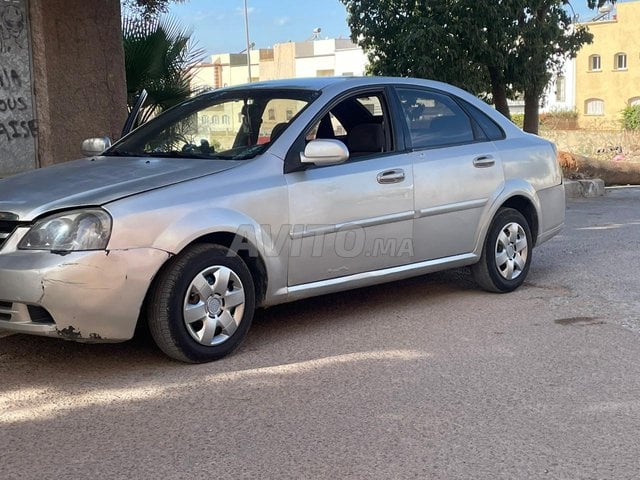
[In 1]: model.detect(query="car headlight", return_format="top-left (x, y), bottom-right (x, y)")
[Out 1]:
top-left (19, 209), bottom-right (112, 252)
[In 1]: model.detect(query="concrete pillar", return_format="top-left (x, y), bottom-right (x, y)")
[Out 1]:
top-left (0, 0), bottom-right (38, 176)
top-left (28, 0), bottom-right (127, 169)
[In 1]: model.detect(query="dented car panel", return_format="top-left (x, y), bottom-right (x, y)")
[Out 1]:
top-left (0, 241), bottom-right (170, 341)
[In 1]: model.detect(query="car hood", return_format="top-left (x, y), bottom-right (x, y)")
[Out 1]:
top-left (0, 156), bottom-right (243, 221)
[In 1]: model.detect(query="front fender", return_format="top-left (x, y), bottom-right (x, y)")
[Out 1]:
top-left (110, 206), bottom-right (289, 305)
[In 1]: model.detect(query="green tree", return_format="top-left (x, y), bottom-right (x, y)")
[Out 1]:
top-left (342, 0), bottom-right (614, 134)
top-left (122, 16), bottom-right (204, 123)
top-left (511, 1), bottom-right (609, 133)
top-left (122, 0), bottom-right (186, 19)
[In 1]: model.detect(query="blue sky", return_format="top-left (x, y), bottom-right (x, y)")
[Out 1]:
top-left (166, 0), bottom-right (632, 57)
top-left (167, 0), bottom-right (351, 56)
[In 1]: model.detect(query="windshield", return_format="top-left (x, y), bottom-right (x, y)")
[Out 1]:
top-left (107, 88), bottom-right (320, 160)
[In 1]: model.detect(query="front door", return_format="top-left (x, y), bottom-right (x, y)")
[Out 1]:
top-left (285, 90), bottom-right (414, 286)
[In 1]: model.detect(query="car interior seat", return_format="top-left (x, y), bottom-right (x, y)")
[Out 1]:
top-left (347, 123), bottom-right (384, 157)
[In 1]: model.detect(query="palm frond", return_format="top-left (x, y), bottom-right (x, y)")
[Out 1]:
top-left (122, 15), bottom-right (205, 118)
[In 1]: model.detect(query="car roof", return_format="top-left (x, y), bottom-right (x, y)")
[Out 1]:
top-left (220, 76), bottom-right (455, 92)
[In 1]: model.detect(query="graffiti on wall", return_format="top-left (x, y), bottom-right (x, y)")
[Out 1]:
top-left (0, 0), bottom-right (36, 176)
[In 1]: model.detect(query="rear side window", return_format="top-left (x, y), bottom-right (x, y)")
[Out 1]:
top-left (460, 100), bottom-right (506, 141)
top-left (396, 88), bottom-right (475, 149)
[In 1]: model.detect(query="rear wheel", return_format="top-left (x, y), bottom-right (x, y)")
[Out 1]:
top-left (472, 208), bottom-right (532, 293)
top-left (148, 244), bottom-right (255, 363)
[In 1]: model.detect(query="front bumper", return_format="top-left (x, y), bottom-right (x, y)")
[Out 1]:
top-left (0, 239), bottom-right (170, 342)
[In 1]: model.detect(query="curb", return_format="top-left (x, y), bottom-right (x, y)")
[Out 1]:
top-left (564, 179), bottom-right (605, 199)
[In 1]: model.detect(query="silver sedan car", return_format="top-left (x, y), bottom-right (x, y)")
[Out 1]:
top-left (0, 77), bottom-right (564, 362)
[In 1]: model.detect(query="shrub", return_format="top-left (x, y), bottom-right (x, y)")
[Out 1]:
top-left (621, 105), bottom-right (640, 130)
top-left (545, 108), bottom-right (578, 120)
top-left (511, 109), bottom-right (577, 130)
top-left (511, 113), bottom-right (524, 129)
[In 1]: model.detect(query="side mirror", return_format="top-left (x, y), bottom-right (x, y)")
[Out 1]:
top-left (300, 139), bottom-right (349, 166)
top-left (81, 137), bottom-right (112, 157)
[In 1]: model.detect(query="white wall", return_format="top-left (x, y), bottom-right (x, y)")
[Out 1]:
top-left (294, 39), bottom-right (368, 78)
top-left (542, 57), bottom-right (577, 112)
top-left (335, 48), bottom-right (367, 76)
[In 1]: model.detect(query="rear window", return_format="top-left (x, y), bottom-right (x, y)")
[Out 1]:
top-left (396, 88), bottom-right (475, 149)
top-left (460, 100), bottom-right (506, 141)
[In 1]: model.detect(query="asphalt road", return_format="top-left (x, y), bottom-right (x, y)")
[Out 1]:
top-left (2, 188), bottom-right (640, 480)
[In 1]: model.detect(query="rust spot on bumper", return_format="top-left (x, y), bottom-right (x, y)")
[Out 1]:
top-left (56, 326), bottom-right (82, 339)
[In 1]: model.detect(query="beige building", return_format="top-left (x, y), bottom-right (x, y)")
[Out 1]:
top-left (191, 37), bottom-right (367, 91)
top-left (576, 1), bottom-right (640, 128)
top-left (189, 38), bottom-right (367, 147)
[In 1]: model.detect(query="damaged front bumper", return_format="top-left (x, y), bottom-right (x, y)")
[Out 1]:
top-left (0, 231), bottom-right (170, 342)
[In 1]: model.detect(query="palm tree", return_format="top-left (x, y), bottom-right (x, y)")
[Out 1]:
top-left (122, 16), bottom-right (204, 124)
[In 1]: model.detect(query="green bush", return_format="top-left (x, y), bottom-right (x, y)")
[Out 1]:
top-left (545, 108), bottom-right (578, 121)
top-left (621, 105), bottom-right (640, 130)
top-left (511, 108), bottom-right (577, 130)
top-left (511, 113), bottom-right (524, 129)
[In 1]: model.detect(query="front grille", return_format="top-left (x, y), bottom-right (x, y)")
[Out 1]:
top-left (0, 220), bottom-right (20, 250)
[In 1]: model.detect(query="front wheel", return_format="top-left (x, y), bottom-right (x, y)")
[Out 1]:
top-left (472, 208), bottom-right (532, 293)
top-left (148, 244), bottom-right (255, 363)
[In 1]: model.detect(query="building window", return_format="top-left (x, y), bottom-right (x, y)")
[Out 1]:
top-left (286, 109), bottom-right (294, 121)
top-left (268, 108), bottom-right (276, 121)
top-left (212, 115), bottom-right (220, 125)
top-left (585, 98), bottom-right (605, 116)
top-left (222, 115), bottom-right (230, 125)
top-left (589, 54), bottom-right (601, 71)
top-left (615, 52), bottom-right (627, 70)
top-left (555, 76), bottom-right (566, 102)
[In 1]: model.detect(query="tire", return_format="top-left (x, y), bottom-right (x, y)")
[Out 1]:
top-left (472, 208), bottom-right (532, 293)
top-left (148, 244), bottom-right (255, 363)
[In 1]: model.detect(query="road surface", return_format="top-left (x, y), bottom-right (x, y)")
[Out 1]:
top-left (2, 188), bottom-right (640, 479)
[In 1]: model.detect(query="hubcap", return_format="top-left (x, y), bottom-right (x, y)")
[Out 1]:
top-left (494, 222), bottom-right (528, 280)
top-left (182, 266), bottom-right (245, 346)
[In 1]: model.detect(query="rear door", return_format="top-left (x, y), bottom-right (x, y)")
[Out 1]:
top-left (392, 87), bottom-right (505, 261)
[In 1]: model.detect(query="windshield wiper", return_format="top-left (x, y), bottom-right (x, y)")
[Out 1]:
top-left (104, 150), bottom-right (236, 160)
top-left (152, 151), bottom-right (236, 160)
top-left (103, 150), bottom-right (151, 157)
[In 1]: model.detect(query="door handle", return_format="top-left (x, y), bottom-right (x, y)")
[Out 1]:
top-left (377, 169), bottom-right (405, 184)
top-left (473, 155), bottom-right (495, 168)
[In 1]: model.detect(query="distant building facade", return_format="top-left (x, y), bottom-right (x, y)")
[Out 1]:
top-left (542, 58), bottom-right (577, 113)
top-left (575, 1), bottom-right (640, 128)
top-left (191, 37), bottom-right (367, 92)
top-left (189, 38), bottom-right (367, 146)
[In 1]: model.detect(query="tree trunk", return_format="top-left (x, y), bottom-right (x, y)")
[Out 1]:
top-left (523, 92), bottom-right (540, 135)
top-left (558, 151), bottom-right (640, 186)
top-left (488, 66), bottom-right (511, 120)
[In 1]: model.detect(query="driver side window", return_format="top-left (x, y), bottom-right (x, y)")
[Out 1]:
top-left (307, 92), bottom-right (392, 160)
top-left (259, 98), bottom-right (309, 144)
